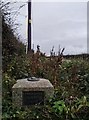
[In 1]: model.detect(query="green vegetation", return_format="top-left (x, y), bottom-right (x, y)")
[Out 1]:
top-left (2, 44), bottom-right (89, 120)
top-left (1, 1), bottom-right (89, 120)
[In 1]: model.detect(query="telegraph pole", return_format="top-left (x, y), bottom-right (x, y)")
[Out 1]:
top-left (28, 1), bottom-right (31, 52)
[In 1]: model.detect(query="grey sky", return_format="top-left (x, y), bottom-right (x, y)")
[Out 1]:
top-left (31, 2), bottom-right (87, 55)
top-left (3, 1), bottom-right (87, 55)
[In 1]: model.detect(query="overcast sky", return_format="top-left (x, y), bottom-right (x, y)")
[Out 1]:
top-left (5, 1), bottom-right (87, 55)
top-left (32, 2), bottom-right (87, 55)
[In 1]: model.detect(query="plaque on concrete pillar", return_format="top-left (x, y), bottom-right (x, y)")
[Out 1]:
top-left (22, 91), bottom-right (44, 105)
top-left (12, 78), bottom-right (54, 106)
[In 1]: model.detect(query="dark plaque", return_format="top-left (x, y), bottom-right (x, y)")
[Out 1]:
top-left (22, 91), bottom-right (44, 105)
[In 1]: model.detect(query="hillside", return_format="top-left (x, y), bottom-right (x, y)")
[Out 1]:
top-left (2, 15), bottom-right (25, 72)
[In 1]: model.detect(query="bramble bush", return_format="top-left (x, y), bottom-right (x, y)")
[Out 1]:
top-left (2, 53), bottom-right (89, 120)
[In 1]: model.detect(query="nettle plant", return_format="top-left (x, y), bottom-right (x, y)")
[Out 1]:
top-left (51, 95), bottom-right (89, 119)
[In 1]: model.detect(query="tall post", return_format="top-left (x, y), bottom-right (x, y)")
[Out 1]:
top-left (28, 1), bottom-right (31, 52)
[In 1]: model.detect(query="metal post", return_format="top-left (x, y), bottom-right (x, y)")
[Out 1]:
top-left (28, 1), bottom-right (31, 52)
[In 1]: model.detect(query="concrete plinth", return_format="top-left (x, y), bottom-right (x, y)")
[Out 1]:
top-left (12, 78), bottom-right (54, 106)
